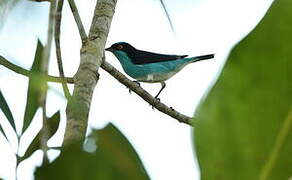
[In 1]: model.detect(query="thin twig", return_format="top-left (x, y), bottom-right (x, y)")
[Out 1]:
top-left (67, 0), bottom-right (88, 43)
top-left (0, 56), bottom-right (74, 83)
top-left (39, 0), bottom-right (56, 163)
top-left (55, 0), bottom-right (71, 99)
top-left (259, 108), bottom-right (292, 180)
top-left (159, 0), bottom-right (175, 34)
top-left (101, 60), bottom-right (193, 125)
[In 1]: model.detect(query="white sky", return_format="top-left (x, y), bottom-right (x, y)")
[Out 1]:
top-left (0, 0), bottom-right (273, 179)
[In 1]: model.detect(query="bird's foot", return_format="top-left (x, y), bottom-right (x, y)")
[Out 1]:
top-left (151, 97), bottom-right (161, 110)
top-left (133, 80), bottom-right (141, 86)
top-left (128, 80), bottom-right (141, 94)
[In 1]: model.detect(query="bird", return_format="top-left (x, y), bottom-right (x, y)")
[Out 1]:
top-left (105, 42), bottom-right (214, 99)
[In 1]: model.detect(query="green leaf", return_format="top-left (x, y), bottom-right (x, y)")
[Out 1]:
top-left (35, 123), bottom-right (150, 180)
top-left (193, 0), bottom-right (292, 180)
top-left (22, 40), bottom-right (46, 133)
top-left (20, 132), bottom-right (40, 162)
top-left (0, 125), bottom-right (7, 140)
top-left (0, 89), bottom-right (16, 133)
top-left (20, 111), bottom-right (61, 161)
top-left (47, 111), bottom-right (60, 137)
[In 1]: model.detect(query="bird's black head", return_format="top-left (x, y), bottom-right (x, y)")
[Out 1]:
top-left (105, 42), bottom-right (136, 53)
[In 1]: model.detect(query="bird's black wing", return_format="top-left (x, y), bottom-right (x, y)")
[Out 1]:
top-left (128, 50), bottom-right (188, 65)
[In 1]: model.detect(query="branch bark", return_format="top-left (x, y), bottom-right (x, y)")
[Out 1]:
top-left (101, 60), bottom-right (193, 126)
top-left (0, 56), bottom-right (74, 83)
top-left (67, 0), bottom-right (88, 43)
top-left (39, 0), bottom-right (56, 163)
top-left (55, 0), bottom-right (71, 99)
top-left (63, 0), bottom-right (117, 146)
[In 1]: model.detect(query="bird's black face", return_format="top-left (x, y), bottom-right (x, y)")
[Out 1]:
top-left (105, 42), bottom-right (136, 53)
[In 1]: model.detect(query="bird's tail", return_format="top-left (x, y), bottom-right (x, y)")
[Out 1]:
top-left (190, 54), bottom-right (214, 63)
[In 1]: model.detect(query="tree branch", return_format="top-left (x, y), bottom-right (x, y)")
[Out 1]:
top-left (63, 0), bottom-right (117, 146)
top-left (159, 0), bottom-right (175, 34)
top-left (67, 0), bottom-right (88, 43)
top-left (101, 60), bottom-right (193, 126)
top-left (39, 0), bottom-right (56, 163)
top-left (0, 56), bottom-right (74, 83)
top-left (55, 0), bottom-right (71, 99)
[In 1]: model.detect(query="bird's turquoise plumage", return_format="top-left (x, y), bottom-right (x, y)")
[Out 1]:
top-left (112, 50), bottom-right (203, 82)
top-left (106, 42), bottom-right (214, 98)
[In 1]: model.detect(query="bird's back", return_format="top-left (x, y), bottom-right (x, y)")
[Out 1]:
top-left (124, 47), bottom-right (188, 65)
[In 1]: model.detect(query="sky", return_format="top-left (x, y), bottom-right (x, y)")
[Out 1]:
top-left (0, 0), bottom-right (273, 179)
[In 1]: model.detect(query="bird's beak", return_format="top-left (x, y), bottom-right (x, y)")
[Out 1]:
top-left (105, 47), bottom-right (113, 52)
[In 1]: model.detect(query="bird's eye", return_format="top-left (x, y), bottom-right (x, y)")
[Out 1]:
top-left (117, 45), bottom-right (123, 50)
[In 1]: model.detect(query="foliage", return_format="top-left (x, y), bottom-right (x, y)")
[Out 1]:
top-left (22, 40), bottom-right (46, 133)
top-left (1, 0), bottom-right (291, 179)
top-left (20, 111), bottom-right (61, 161)
top-left (193, 0), bottom-right (292, 179)
top-left (0, 89), bottom-right (16, 140)
top-left (0, 40), bottom-right (60, 177)
top-left (0, 40), bottom-right (45, 138)
top-left (35, 123), bottom-right (150, 180)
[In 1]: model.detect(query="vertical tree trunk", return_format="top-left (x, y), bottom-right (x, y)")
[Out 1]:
top-left (63, 0), bottom-right (117, 146)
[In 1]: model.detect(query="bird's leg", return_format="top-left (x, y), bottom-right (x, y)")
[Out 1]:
top-left (154, 82), bottom-right (166, 99)
top-left (151, 82), bottom-right (165, 110)
top-left (133, 80), bottom-right (140, 86)
top-left (129, 80), bottom-right (141, 94)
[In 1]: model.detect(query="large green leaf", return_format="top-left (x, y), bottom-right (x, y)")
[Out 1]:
top-left (35, 123), bottom-right (150, 180)
top-left (22, 40), bottom-right (46, 133)
top-left (193, 0), bottom-right (292, 180)
top-left (0, 89), bottom-right (16, 135)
